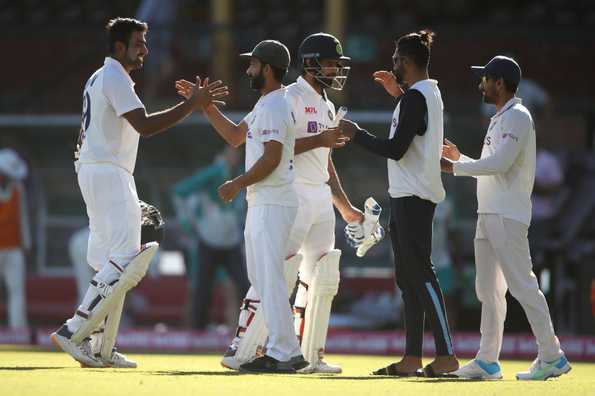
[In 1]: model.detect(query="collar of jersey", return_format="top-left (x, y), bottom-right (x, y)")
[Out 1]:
top-left (492, 97), bottom-right (521, 119)
top-left (409, 78), bottom-right (438, 91)
top-left (255, 86), bottom-right (285, 108)
top-left (104, 57), bottom-right (135, 86)
top-left (297, 76), bottom-right (327, 101)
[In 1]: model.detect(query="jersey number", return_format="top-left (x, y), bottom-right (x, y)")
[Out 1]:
top-left (81, 92), bottom-right (91, 132)
top-left (75, 91), bottom-right (91, 160)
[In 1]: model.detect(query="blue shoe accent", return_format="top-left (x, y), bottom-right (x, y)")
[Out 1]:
top-left (475, 359), bottom-right (501, 375)
top-left (553, 355), bottom-right (568, 369)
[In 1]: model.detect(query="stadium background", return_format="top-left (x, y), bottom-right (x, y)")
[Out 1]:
top-left (1, 0), bottom-right (594, 359)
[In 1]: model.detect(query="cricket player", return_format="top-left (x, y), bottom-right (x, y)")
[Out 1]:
top-left (50, 17), bottom-right (228, 368)
top-left (177, 34), bottom-right (362, 373)
top-left (231, 33), bottom-right (363, 374)
top-left (178, 40), bottom-right (310, 373)
top-left (442, 55), bottom-right (571, 381)
top-left (340, 30), bottom-right (459, 377)
top-left (0, 149), bottom-right (29, 329)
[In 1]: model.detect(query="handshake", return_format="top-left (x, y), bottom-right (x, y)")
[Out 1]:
top-left (344, 197), bottom-right (385, 257)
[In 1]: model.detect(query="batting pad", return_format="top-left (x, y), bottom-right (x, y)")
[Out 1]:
top-left (71, 242), bottom-right (158, 344)
top-left (234, 253), bottom-right (302, 364)
top-left (100, 292), bottom-right (125, 360)
top-left (301, 249), bottom-right (341, 364)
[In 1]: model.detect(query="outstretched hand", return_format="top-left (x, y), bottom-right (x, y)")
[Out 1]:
top-left (175, 77), bottom-right (228, 109)
top-left (338, 119), bottom-right (361, 139)
top-left (442, 138), bottom-right (461, 161)
top-left (372, 70), bottom-right (403, 98)
top-left (318, 127), bottom-right (350, 148)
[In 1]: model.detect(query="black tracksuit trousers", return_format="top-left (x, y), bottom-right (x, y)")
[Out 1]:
top-left (389, 196), bottom-right (455, 357)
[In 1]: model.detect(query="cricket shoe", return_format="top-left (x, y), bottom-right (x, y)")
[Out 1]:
top-left (289, 354), bottom-right (309, 371)
top-left (95, 350), bottom-right (137, 368)
top-left (298, 359), bottom-right (342, 374)
top-left (239, 355), bottom-right (298, 374)
top-left (220, 346), bottom-right (242, 371)
top-left (516, 355), bottom-right (571, 381)
top-left (50, 325), bottom-right (103, 368)
top-left (452, 359), bottom-right (502, 380)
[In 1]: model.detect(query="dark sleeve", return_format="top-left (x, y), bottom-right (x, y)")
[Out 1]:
top-left (352, 89), bottom-right (427, 161)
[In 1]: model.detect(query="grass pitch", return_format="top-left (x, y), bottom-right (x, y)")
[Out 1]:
top-left (0, 346), bottom-right (592, 396)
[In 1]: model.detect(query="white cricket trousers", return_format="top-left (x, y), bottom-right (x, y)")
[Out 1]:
top-left (474, 214), bottom-right (562, 363)
top-left (0, 248), bottom-right (27, 328)
top-left (290, 183), bottom-right (335, 286)
top-left (244, 204), bottom-right (301, 361)
top-left (77, 163), bottom-right (141, 270)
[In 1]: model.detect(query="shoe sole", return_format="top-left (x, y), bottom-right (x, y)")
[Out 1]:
top-left (50, 333), bottom-right (103, 368)
top-left (239, 367), bottom-right (296, 374)
top-left (221, 357), bottom-right (240, 371)
top-left (516, 365), bottom-right (572, 381)
top-left (298, 365), bottom-right (342, 374)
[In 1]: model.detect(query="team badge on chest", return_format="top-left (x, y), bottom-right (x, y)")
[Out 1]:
top-left (307, 121), bottom-right (318, 133)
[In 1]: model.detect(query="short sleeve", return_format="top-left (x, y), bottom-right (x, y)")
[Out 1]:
top-left (103, 71), bottom-right (144, 117)
top-left (256, 101), bottom-right (290, 144)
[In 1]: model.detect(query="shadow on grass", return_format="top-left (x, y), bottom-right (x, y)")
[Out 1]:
top-left (151, 370), bottom-right (243, 376)
top-left (402, 378), bottom-right (501, 383)
top-left (312, 376), bottom-right (401, 380)
top-left (0, 366), bottom-right (67, 371)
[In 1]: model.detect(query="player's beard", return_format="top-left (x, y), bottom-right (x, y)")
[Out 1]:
top-left (124, 50), bottom-right (144, 71)
top-left (393, 64), bottom-right (405, 86)
top-left (249, 69), bottom-right (265, 91)
top-left (481, 87), bottom-right (496, 104)
top-left (315, 70), bottom-right (335, 88)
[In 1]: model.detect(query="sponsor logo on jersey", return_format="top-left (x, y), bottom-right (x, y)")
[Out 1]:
top-left (247, 130), bottom-right (253, 139)
top-left (485, 136), bottom-right (492, 145)
top-left (261, 129), bottom-right (279, 136)
top-left (392, 118), bottom-right (397, 127)
top-left (307, 121), bottom-right (318, 133)
top-left (305, 106), bottom-right (317, 114)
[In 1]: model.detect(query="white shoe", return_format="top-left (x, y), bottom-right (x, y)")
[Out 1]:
top-left (298, 359), bottom-right (342, 374)
top-left (103, 351), bottom-right (137, 368)
top-left (50, 326), bottom-right (104, 368)
top-left (220, 347), bottom-right (242, 371)
top-left (452, 359), bottom-right (502, 380)
top-left (516, 355), bottom-right (571, 381)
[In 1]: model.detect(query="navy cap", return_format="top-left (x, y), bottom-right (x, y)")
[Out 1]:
top-left (471, 56), bottom-right (521, 85)
top-left (239, 40), bottom-right (291, 70)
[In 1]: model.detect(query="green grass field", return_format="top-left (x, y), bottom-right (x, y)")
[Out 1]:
top-left (1, 347), bottom-right (593, 396)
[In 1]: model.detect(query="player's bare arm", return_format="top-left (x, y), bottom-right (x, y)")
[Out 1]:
top-left (176, 78), bottom-right (247, 147)
top-left (218, 140), bottom-right (283, 202)
top-left (125, 78), bottom-right (228, 137)
top-left (327, 155), bottom-right (364, 223)
top-left (294, 127), bottom-right (349, 155)
top-left (373, 70), bottom-right (404, 98)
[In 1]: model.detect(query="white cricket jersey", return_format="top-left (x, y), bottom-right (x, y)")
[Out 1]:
top-left (76, 57), bottom-right (145, 174)
top-left (454, 97), bottom-right (536, 226)
top-left (243, 87), bottom-right (298, 207)
top-left (285, 76), bottom-right (336, 185)
top-left (387, 79), bottom-right (445, 203)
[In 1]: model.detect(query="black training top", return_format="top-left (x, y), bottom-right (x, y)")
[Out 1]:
top-left (352, 89), bottom-right (427, 161)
